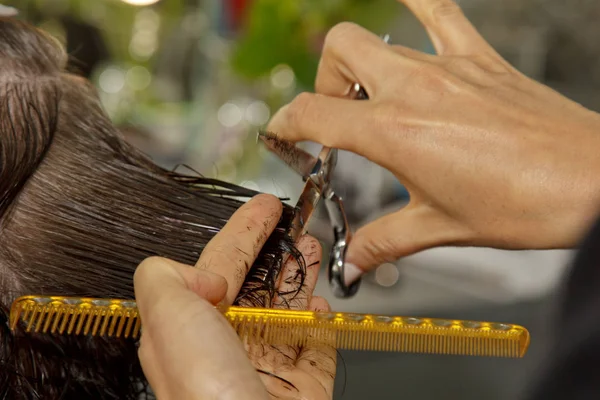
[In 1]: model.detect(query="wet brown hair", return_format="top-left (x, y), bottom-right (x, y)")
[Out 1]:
top-left (0, 17), bottom-right (302, 399)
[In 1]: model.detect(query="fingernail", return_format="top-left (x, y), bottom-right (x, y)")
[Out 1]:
top-left (0, 5), bottom-right (18, 16)
top-left (344, 263), bottom-right (363, 286)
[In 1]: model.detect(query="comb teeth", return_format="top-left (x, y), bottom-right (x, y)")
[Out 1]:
top-left (232, 316), bottom-right (525, 357)
top-left (10, 296), bottom-right (530, 358)
top-left (224, 308), bottom-right (529, 358)
top-left (10, 296), bottom-right (141, 338)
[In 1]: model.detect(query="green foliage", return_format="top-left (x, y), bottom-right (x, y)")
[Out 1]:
top-left (230, 0), bottom-right (400, 89)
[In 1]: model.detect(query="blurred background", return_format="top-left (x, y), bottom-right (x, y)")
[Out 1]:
top-left (7, 0), bottom-right (600, 398)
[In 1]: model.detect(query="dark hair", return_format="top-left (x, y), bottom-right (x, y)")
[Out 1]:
top-left (0, 17), bottom-right (302, 399)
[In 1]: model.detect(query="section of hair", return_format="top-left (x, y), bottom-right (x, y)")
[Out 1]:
top-left (0, 17), bottom-right (303, 399)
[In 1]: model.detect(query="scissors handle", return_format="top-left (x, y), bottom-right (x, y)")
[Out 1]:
top-left (326, 43), bottom-right (385, 297)
top-left (325, 190), bottom-right (360, 298)
top-left (325, 83), bottom-right (367, 298)
top-left (326, 33), bottom-right (391, 298)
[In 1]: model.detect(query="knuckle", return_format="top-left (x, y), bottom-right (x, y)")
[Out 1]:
top-left (286, 92), bottom-right (314, 130)
top-left (411, 62), bottom-right (459, 91)
top-left (370, 102), bottom-right (403, 144)
top-left (323, 22), bottom-right (361, 52)
top-left (372, 102), bottom-right (399, 128)
top-left (443, 57), bottom-right (486, 84)
top-left (444, 56), bottom-right (476, 73)
top-left (211, 244), bottom-right (246, 266)
top-left (357, 236), bottom-right (400, 266)
top-left (443, 56), bottom-right (516, 89)
top-left (411, 62), bottom-right (441, 80)
top-left (430, 0), bottom-right (463, 23)
top-left (232, 245), bottom-right (251, 264)
top-left (473, 53), bottom-right (515, 76)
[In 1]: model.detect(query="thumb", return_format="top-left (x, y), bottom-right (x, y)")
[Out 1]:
top-left (344, 204), bottom-right (469, 284)
top-left (134, 257), bottom-right (229, 312)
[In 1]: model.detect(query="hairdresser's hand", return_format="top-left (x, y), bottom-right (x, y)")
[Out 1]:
top-left (134, 194), bottom-right (334, 399)
top-left (247, 235), bottom-right (336, 400)
top-left (267, 0), bottom-right (600, 282)
top-left (135, 257), bottom-right (267, 400)
top-left (134, 195), bottom-right (275, 400)
top-left (191, 193), bottom-right (336, 400)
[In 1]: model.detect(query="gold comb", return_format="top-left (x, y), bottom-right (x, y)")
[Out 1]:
top-left (10, 295), bottom-right (530, 358)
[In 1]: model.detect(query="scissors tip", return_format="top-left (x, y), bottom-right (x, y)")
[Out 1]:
top-left (255, 130), bottom-right (265, 144)
top-left (257, 129), bottom-right (268, 138)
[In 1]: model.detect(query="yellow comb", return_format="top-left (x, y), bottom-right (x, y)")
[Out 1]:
top-left (10, 295), bottom-right (530, 358)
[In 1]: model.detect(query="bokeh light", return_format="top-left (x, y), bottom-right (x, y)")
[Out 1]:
top-left (245, 100), bottom-right (270, 126)
top-left (129, 9), bottom-right (160, 61)
top-left (214, 158), bottom-right (237, 181)
top-left (126, 66), bottom-right (152, 91)
top-left (121, 0), bottom-right (160, 6)
top-left (99, 67), bottom-right (126, 94)
top-left (270, 64), bottom-right (295, 91)
top-left (217, 102), bottom-right (243, 128)
top-left (374, 263), bottom-right (400, 287)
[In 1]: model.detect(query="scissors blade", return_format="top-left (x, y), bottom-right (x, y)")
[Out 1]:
top-left (288, 179), bottom-right (321, 241)
top-left (258, 131), bottom-right (318, 180)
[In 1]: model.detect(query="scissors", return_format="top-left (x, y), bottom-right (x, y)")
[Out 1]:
top-left (259, 132), bottom-right (358, 298)
top-left (259, 77), bottom-right (375, 298)
top-left (260, 34), bottom-right (390, 298)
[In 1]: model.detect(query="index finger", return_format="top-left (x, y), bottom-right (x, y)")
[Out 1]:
top-left (196, 194), bottom-right (283, 305)
top-left (315, 22), bottom-right (402, 98)
top-left (266, 92), bottom-right (399, 170)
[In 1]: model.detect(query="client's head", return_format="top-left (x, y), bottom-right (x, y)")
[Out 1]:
top-left (0, 17), bottom-right (300, 399)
